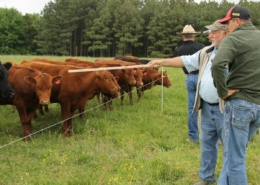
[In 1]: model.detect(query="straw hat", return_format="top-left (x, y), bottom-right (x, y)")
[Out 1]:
top-left (176, 25), bottom-right (201, 36)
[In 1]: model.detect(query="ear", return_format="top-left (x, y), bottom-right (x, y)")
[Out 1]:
top-left (24, 76), bottom-right (36, 84)
top-left (114, 76), bottom-right (119, 81)
top-left (3, 62), bottom-right (12, 71)
top-left (142, 70), bottom-right (148, 76)
top-left (96, 71), bottom-right (104, 79)
top-left (133, 68), bottom-right (137, 73)
top-left (52, 75), bottom-right (63, 84)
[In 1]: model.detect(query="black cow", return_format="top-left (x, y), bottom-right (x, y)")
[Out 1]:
top-left (0, 62), bottom-right (15, 98)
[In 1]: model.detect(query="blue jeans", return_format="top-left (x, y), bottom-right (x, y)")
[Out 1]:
top-left (218, 99), bottom-right (260, 185)
top-left (199, 100), bottom-right (224, 182)
top-left (186, 74), bottom-right (198, 141)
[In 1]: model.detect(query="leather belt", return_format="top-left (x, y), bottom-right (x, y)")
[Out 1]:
top-left (188, 70), bottom-right (199, 74)
top-left (207, 102), bottom-right (219, 106)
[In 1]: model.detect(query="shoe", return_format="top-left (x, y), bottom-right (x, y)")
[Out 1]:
top-left (186, 138), bottom-right (199, 144)
top-left (193, 180), bottom-right (215, 185)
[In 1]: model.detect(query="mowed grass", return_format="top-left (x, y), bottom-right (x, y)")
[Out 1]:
top-left (0, 55), bottom-right (259, 185)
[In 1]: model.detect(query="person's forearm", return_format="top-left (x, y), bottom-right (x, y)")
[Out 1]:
top-left (148, 57), bottom-right (184, 68)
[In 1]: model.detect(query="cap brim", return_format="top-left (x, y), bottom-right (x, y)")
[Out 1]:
top-left (203, 30), bottom-right (211, 34)
top-left (218, 17), bottom-right (231, 23)
top-left (205, 25), bottom-right (219, 31)
top-left (218, 7), bottom-right (234, 23)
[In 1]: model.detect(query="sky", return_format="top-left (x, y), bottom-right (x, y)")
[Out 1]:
top-left (0, 0), bottom-right (260, 15)
top-left (0, 0), bottom-right (53, 15)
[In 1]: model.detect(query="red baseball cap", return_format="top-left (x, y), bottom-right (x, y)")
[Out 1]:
top-left (218, 6), bottom-right (251, 23)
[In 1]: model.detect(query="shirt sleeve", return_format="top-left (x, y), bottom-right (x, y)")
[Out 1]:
top-left (211, 36), bottom-right (235, 98)
top-left (181, 50), bottom-right (201, 72)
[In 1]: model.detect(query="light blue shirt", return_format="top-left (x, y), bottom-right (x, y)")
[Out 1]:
top-left (181, 48), bottom-right (219, 103)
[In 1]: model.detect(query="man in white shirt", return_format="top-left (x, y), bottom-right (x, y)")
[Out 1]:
top-left (148, 21), bottom-right (227, 185)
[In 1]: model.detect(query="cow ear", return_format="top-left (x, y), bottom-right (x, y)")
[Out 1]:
top-left (133, 68), bottom-right (137, 73)
top-left (143, 70), bottom-right (148, 76)
top-left (114, 76), bottom-right (119, 81)
top-left (96, 71), bottom-right (104, 79)
top-left (53, 75), bottom-right (63, 84)
top-left (24, 76), bottom-right (36, 84)
top-left (3, 62), bottom-right (12, 71)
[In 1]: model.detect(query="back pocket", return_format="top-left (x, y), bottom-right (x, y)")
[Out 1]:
top-left (232, 106), bottom-right (252, 129)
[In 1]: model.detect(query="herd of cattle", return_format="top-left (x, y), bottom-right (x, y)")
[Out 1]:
top-left (0, 57), bottom-right (172, 141)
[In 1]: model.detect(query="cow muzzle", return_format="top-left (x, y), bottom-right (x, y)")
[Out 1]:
top-left (40, 99), bottom-right (50, 105)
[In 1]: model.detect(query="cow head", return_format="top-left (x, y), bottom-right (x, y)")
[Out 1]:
top-left (133, 68), bottom-right (144, 87)
top-left (95, 71), bottom-right (120, 97)
top-left (155, 71), bottom-right (172, 87)
top-left (121, 68), bottom-right (136, 85)
top-left (0, 62), bottom-right (15, 98)
top-left (24, 74), bottom-right (63, 104)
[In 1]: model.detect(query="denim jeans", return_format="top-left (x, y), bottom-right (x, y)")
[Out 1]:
top-left (218, 99), bottom-right (260, 185)
top-left (186, 73), bottom-right (198, 141)
top-left (199, 100), bottom-right (224, 182)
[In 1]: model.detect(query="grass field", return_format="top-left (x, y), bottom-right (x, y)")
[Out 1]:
top-left (0, 55), bottom-right (259, 185)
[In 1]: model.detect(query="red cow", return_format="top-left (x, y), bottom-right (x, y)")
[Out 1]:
top-left (29, 59), bottom-right (120, 114)
top-left (64, 58), bottom-right (101, 68)
top-left (137, 67), bottom-right (172, 100)
top-left (0, 66), bottom-right (63, 140)
top-left (94, 59), bottom-right (138, 106)
top-left (20, 60), bottom-right (120, 137)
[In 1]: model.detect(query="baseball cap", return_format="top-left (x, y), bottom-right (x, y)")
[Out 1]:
top-left (205, 21), bottom-right (226, 31)
top-left (218, 6), bottom-right (251, 23)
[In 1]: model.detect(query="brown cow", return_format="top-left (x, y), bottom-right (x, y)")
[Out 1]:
top-left (0, 66), bottom-right (63, 140)
top-left (137, 67), bottom-right (172, 100)
top-left (29, 58), bottom-right (120, 114)
top-left (94, 59), bottom-right (138, 106)
top-left (64, 58), bottom-right (101, 68)
top-left (20, 60), bottom-right (120, 137)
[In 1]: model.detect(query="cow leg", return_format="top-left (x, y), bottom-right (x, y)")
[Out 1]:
top-left (128, 86), bottom-right (133, 105)
top-left (61, 103), bottom-right (73, 137)
top-left (15, 105), bottom-right (32, 141)
top-left (120, 89), bottom-right (125, 106)
top-left (102, 95), bottom-right (108, 110)
top-left (108, 97), bottom-right (113, 111)
top-left (44, 105), bottom-right (49, 113)
top-left (78, 108), bottom-right (85, 119)
top-left (39, 105), bottom-right (44, 115)
top-left (96, 93), bottom-right (101, 103)
top-left (136, 87), bottom-right (142, 102)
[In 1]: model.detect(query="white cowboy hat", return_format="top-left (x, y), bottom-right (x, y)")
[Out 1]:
top-left (176, 25), bottom-right (201, 36)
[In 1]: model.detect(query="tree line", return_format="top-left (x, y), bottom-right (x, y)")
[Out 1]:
top-left (1, 0), bottom-right (260, 57)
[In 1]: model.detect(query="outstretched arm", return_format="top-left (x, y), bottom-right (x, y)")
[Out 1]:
top-left (148, 57), bottom-right (185, 68)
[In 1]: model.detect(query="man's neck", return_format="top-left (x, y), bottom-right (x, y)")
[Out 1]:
top-left (183, 38), bottom-right (195, 42)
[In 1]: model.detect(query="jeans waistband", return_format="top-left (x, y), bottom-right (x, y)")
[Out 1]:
top-left (202, 99), bottom-right (219, 106)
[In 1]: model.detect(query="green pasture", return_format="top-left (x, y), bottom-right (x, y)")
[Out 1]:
top-left (0, 55), bottom-right (259, 185)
